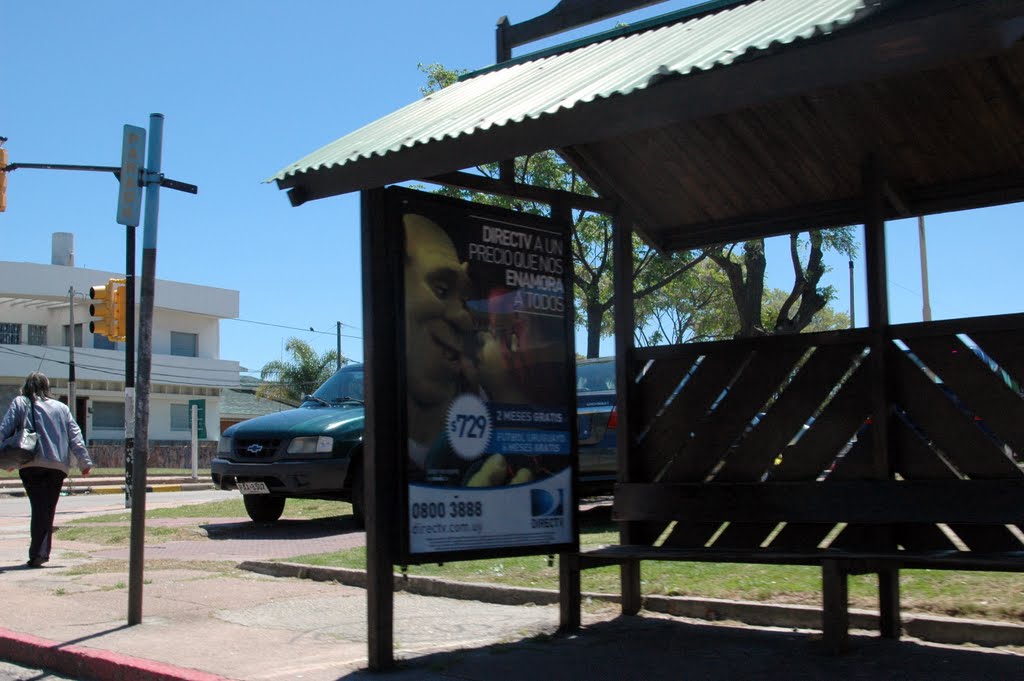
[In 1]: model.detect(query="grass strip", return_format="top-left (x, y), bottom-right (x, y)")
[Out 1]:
top-left (58, 497), bottom-right (1024, 623)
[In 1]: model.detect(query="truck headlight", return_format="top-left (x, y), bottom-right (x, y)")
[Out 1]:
top-left (218, 436), bottom-right (233, 454)
top-left (287, 436), bottom-right (334, 454)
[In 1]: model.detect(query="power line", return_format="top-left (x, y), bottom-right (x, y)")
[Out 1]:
top-left (0, 346), bottom-right (239, 389)
top-left (226, 317), bottom-right (362, 339)
top-left (0, 344), bottom-right (243, 374)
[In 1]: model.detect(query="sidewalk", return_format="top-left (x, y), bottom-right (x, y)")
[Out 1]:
top-left (0, 474), bottom-right (214, 497)
top-left (0, 499), bottom-right (1021, 681)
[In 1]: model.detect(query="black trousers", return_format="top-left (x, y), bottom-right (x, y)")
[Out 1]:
top-left (19, 467), bottom-right (66, 562)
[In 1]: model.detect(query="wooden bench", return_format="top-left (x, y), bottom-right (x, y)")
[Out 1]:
top-left (560, 318), bottom-right (1024, 652)
top-left (562, 480), bottom-right (1024, 652)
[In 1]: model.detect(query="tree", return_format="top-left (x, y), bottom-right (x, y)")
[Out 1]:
top-left (258, 338), bottom-right (340, 406)
top-left (637, 260), bottom-right (733, 345)
top-left (418, 64), bottom-right (704, 358)
top-left (639, 260), bottom-right (851, 345)
top-left (707, 229), bottom-right (856, 337)
top-left (419, 63), bottom-right (856, 353)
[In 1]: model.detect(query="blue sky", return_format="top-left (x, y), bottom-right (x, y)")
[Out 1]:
top-left (4, 1), bottom-right (1020, 377)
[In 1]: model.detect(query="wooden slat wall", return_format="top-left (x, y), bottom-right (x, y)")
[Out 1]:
top-left (622, 317), bottom-right (1024, 558)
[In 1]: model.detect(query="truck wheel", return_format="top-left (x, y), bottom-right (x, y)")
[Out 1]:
top-left (243, 494), bottom-right (286, 522)
top-left (350, 465), bottom-right (365, 529)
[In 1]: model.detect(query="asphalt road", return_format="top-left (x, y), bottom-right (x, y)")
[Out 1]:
top-left (0, 660), bottom-right (76, 680)
top-left (0, 488), bottom-right (240, 520)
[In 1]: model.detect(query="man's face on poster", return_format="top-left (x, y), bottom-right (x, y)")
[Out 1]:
top-left (404, 214), bottom-right (474, 411)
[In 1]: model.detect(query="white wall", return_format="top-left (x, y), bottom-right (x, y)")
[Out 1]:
top-left (0, 261), bottom-right (239, 319)
top-left (0, 258), bottom-right (240, 443)
top-left (89, 394), bottom-right (218, 441)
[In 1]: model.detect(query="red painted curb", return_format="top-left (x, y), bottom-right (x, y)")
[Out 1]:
top-left (0, 627), bottom-right (235, 681)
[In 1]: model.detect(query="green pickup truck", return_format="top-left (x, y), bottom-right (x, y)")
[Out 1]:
top-left (211, 363), bottom-right (366, 525)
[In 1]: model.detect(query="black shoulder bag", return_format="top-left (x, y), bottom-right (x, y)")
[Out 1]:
top-left (0, 397), bottom-right (40, 468)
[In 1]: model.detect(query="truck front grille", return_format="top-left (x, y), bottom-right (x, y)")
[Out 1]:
top-left (233, 439), bottom-right (283, 459)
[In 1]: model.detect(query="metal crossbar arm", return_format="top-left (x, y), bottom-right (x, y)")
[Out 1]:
top-left (159, 176), bottom-right (198, 194)
top-left (2, 162), bottom-right (197, 194)
top-left (3, 162), bottom-right (120, 173)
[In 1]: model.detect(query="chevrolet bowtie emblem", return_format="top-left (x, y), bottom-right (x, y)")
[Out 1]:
top-left (246, 444), bottom-right (264, 454)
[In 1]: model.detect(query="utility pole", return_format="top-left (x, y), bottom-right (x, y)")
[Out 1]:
top-left (337, 321), bottom-right (343, 370)
top-left (848, 260), bottom-right (855, 328)
top-left (918, 216), bottom-right (932, 322)
top-left (67, 287), bottom-right (76, 407)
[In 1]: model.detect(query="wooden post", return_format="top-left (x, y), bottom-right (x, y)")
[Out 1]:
top-left (862, 154), bottom-right (901, 641)
top-left (362, 188), bottom-right (400, 671)
top-left (559, 553), bottom-right (581, 631)
top-left (822, 559), bottom-right (850, 653)
top-left (878, 568), bottom-right (901, 638)
top-left (613, 211), bottom-right (641, 616)
top-left (863, 153), bottom-right (890, 477)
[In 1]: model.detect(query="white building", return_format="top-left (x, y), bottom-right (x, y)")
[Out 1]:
top-left (0, 233), bottom-right (239, 452)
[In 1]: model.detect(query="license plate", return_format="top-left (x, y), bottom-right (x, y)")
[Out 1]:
top-left (578, 416), bottom-right (592, 441)
top-left (237, 481), bottom-right (269, 494)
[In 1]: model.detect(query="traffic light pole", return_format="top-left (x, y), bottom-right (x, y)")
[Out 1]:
top-left (124, 226), bottom-right (136, 510)
top-left (1, 117), bottom-right (196, 627)
top-left (68, 288), bottom-right (77, 408)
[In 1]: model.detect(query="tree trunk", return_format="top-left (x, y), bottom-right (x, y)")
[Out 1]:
top-left (710, 240), bottom-right (767, 338)
top-left (586, 302), bottom-right (603, 358)
top-left (774, 231), bottom-right (828, 334)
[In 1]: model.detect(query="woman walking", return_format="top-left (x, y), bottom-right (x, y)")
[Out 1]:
top-left (0, 372), bottom-right (92, 567)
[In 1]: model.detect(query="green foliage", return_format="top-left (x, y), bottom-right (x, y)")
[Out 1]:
top-left (419, 63), bottom-right (856, 353)
top-left (419, 64), bottom-right (704, 358)
top-left (763, 287), bottom-right (851, 333)
top-left (258, 338), bottom-right (340, 406)
top-left (707, 228), bottom-right (856, 338)
top-left (417, 62), bottom-right (467, 95)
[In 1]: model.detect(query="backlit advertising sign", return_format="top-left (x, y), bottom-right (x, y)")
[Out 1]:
top-left (389, 188), bottom-right (577, 563)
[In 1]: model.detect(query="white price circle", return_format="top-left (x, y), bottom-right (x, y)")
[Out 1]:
top-left (446, 393), bottom-right (493, 461)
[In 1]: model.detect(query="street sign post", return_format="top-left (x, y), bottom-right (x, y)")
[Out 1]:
top-left (116, 125), bottom-right (146, 226)
top-left (188, 398), bottom-right (207, 439)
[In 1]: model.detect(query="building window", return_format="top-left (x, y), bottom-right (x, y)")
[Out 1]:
top-left (27, 325), bottom-right (47, 346)
top-left (94, 334), bottom-right (117, 350)
top-left (170, 331), bottom-right (198, 358)
top-left (62, 324), bottom-right (83, 348)
top-left (0, 323), bottom-right (21, 345)
top-left (92, 402), bottom-right (125, 429)
top-left (170, 404), bottom-right (191, 431)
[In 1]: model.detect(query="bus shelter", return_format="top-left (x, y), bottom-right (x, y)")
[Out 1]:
top-left (271, 0), bottom-right (1024, 669)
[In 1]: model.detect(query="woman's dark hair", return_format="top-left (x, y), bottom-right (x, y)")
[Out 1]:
top-left (21, 372), bottom-right (51, 401)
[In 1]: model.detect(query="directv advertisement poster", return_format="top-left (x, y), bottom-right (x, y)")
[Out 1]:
top-left (394, 189), bottom-right (577, 561)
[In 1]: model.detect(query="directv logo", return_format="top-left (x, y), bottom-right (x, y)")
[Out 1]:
top-left (530, 489), bottom-right (565, 528)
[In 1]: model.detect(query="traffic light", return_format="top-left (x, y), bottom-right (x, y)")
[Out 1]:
top-left (0, 147), bottom-right (8, 213)
top-left (89, 278), bottom-right (127, 341)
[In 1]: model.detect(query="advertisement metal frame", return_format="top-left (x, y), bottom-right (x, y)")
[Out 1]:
top-left (381, 187), bottom-right (579, 566)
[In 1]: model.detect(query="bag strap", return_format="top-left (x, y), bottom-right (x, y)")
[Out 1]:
top-left (23, 396), bottom-right (37, 433)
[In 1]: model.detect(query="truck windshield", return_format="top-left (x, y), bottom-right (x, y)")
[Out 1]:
top-left (305, 367), bottom-right (365, 405)
top-left (576, 359), bottom-right (615, 393)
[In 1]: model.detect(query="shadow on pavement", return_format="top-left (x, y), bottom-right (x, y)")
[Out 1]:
top-left (334, 614), bottom-right (1024, 681)
top-left (202, 515), bottom-right (363, 540)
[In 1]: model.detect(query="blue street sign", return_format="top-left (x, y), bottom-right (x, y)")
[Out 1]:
top-left (117, 124), bottom-right (146, 226)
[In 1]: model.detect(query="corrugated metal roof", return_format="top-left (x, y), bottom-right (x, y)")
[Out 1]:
top-left (271, 0), bottom-right (875, 187)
